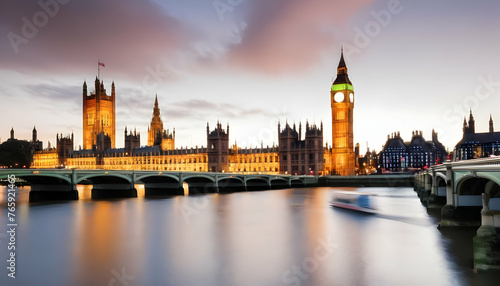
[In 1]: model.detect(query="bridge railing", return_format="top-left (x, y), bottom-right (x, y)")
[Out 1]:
top-left (422, 157), bottom-right (500, 174)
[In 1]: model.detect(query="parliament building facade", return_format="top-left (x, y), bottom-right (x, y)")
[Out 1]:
top-left (33, 51), bottom-right (358, 175)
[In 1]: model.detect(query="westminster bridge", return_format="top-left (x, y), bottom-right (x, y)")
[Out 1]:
top-left (415, 157), bottom-right (500, 271)
top-left (0, 169), bottom-right (319, 201)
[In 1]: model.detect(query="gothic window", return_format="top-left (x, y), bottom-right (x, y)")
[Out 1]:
top-left (87, 113), bottom-right (94, 126)
top-left (336, 111), bottom-right (345, 120)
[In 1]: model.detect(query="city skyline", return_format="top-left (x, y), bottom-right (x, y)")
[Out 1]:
top-left (2, 0), bottom-right (500, 153)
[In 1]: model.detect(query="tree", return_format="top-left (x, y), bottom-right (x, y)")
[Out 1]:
top-left (0, 139), bottom-right (32, 168)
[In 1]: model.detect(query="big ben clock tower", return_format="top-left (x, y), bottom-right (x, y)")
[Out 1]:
top-left (331, 48), bottom-right (355, 175)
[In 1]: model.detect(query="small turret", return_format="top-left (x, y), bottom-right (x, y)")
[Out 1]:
top-left (83, 81), bottom-right (87, 97)
top-left (32, 126), bottom-right (37, 142)
top-left (468, 108), bottom-right (475, 133)
top-left (489, 114), bottom-right (494, 133)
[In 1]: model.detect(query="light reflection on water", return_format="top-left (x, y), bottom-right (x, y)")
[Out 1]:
top-left (0, 186), bottom-right (499, 285)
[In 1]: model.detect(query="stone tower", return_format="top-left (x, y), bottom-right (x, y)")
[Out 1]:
top-left (147, 95), bottom-right (175, 150)
top-left (330, 48), bottom-right (355, 175)
top-left (82, 78), bottom-right (116, 149)
top-left (207, 121), bottom-right (229, 172)
top-left (56, 133), bottom-right (74, 166)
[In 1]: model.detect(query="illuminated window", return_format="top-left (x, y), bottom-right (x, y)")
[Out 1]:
top-left (336, 111), bottom-right (345, 120)
top-left (87, 113), bottom-right (94, 126)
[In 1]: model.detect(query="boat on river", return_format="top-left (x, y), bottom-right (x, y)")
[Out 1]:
top-left (330, 191), bottom-right (376, 214)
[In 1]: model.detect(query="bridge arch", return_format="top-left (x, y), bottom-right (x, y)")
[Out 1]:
top-left (455, 172), bottom-right (500, 208)
top-left (181, 174), bottom-right (216, 183)
top-left (245, 177), bottom-right (270, 191)
top-left (76, 174), bottom-right (136, 199)
top-left (136, 174), bottom-right (183, 196)
top-left (218, 177), bottom-right (245, 193)
top-left (76, 173), bottom-right (132, 185)
top-left (270, 177), bottom-right (290, 189)
top-left (182, 175), bottom-right (217, 194)
top-left (434, 172), bottom-right (447, 185)
top-left (135, 173), bottom-right (180, 183)
top-left (0, 173), bottom-right (72, 185)
top-left (291, 179), bottom-right (305, 188)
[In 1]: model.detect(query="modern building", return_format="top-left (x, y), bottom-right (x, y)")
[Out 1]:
top-left (379, 130), bottom-right (447, 172)
top-left (454, 111), bottom-right (500, 160)
top-left (330, 48), bottom-right (356, 175)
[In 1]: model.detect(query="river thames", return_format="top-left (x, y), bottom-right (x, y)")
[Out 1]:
top-left (1, 185), bottom-right (500, 285)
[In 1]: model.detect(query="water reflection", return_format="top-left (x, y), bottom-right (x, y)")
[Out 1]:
top-left (1, 187), bottom-right (500, 285)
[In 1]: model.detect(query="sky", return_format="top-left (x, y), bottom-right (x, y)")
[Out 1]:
top-left (1, 0), bottom-right (500, 153)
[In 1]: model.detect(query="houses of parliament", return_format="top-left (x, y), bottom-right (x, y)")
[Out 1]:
top-left (31, 51), bottom-right (356, 175)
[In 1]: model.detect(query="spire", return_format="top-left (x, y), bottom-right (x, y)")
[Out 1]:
top-left (468, 108), bottom-right (475, 133)
top-left (32, 126), bottom-right (37, 142)
top-left (337, 46), bottom-right (347, 72)
top-left (153, 94), bottom-right (160, 118)
top-left (332, 46), bottom-right (352, 86)
top-left (490, 114), bottom-right (494, 133)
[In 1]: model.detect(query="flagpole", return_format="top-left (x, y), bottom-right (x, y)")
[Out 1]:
top-left (98, 59), bottom-right (100, 79)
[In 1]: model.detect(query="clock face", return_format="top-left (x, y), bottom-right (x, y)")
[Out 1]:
top-left (349, 93), bottom-right (354, 103)
top-left (334, 92), bottom-right (344, 103)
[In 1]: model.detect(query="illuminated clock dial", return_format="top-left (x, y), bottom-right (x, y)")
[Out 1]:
top-left (334, 92), bottom-right (344, 103)
top-left (349, 93), bottom-right (354, 103)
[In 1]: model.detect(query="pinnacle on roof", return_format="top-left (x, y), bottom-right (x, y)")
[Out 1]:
top-left (337, 46), bottom-right (346, 70)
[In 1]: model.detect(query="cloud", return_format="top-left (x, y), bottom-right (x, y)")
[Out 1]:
top-left (164, 99), bottom-right (273, 121)
top-left (0, 0), bottom-right (192, 79)
top-left (0, 0), bottom-right (373, 80)
top-left (23, 83), bottom-right (80, 106)
top-left (224, 0), bottom-right (373, 74)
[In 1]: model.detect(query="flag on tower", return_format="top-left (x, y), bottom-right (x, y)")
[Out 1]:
top-left (98, 62), bottom-right (105, 67)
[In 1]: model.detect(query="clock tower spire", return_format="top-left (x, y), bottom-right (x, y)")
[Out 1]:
top-left (330, 48), bottom-right (355, 175)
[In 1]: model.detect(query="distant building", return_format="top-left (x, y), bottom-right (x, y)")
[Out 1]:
top-left (358, 147), bottom-right (378, 175)
top-left (454, 111), bottom-right (500, 160)
top-left (379, 130), bottom-right (447, 172)
top-left (278, 121), bottom-right (324, 175)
